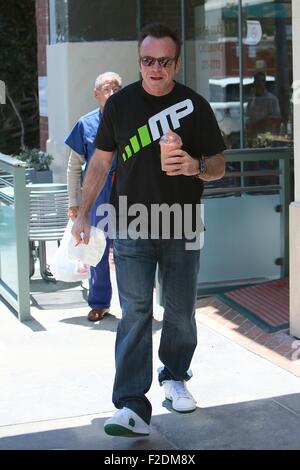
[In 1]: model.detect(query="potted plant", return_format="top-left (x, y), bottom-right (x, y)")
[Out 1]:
top-left (16, 147), bottom-right (54, 183)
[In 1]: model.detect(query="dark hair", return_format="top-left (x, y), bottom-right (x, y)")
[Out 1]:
top-left (138, 23), bottom-right (181, 60)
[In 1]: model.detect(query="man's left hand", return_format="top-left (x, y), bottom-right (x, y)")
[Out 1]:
top-left (163, 149), bottom-right (199, 176)
top-left (164, 149), bottom-right (226, 181)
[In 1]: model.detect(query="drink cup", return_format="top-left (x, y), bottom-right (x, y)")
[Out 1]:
top-left (159, 130), bottom-right (182, 172)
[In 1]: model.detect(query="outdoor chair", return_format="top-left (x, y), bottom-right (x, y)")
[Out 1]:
top-left (27, 183), bottom-right (69, 281)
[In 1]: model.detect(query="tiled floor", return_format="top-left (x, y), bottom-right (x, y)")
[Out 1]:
top-left (196, 296), bottom-right (300, 378)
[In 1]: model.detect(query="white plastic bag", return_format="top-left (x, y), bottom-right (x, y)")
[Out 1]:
top-left (67, 225), bottom-right (106, 267)
top-left (50, 220), bottom-right (90, 282)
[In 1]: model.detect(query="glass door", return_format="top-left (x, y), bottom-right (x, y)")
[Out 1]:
top-left (184, 0), bottom-right (293, 294)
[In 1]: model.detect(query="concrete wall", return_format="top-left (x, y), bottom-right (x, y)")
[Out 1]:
top-left (290, 0), bottom-right (300, 337)
top-left (46, 41), bottom-right (139, 182)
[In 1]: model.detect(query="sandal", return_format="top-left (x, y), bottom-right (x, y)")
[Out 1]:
top-left (88, 308), bottom-right (109, 322)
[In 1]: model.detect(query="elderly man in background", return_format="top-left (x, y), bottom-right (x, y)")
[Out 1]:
top-left (65, 71), bottom-right (122, 322)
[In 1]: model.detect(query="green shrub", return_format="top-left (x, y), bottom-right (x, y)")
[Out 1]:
top-left (16, 147), bottom-right (54, 171)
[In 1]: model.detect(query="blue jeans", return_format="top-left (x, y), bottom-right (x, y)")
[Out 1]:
top-left (112, 238), bottom-right (200, 424)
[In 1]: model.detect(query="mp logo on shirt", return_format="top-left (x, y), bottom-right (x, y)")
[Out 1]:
top-left (148, 99), bottom-right (194, 140)
top-left (122, 99), bottom-right (194, 162)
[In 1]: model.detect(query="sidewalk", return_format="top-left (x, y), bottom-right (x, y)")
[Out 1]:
top-left (1, 268), bottom-right (300, 450)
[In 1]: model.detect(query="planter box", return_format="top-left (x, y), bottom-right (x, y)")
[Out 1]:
top-left (26, 169), bottom-right (53, 184)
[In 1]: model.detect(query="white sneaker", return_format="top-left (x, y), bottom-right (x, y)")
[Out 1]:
top-left (104, 407), bottom-right (150, 437)
top-left (163, 380), bottom-right (197, 413)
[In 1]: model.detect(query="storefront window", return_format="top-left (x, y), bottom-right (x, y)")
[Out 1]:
top-left (51, 0), bottom-right (138, 43)
top-left (242, 0), bottom-right (293, 149)
top-left (49, 0), bottom-right (293, 152)
top-left (52, 0), bottom-right (69, 43)
top-left (185, 0), bottom-right (241, 148)
top-left (184, 0), bottom-right (292, 150)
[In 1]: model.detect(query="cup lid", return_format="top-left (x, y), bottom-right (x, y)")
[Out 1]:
top-left (159, 129), bottom-right (182, 145)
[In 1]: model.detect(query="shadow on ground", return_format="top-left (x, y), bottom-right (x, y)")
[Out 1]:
top-left (30, 279), bottom-right (88, 310)
top-left (60, 314), bottom-right (163, 333)
top-left (1, 393), bottom-right (300, 450)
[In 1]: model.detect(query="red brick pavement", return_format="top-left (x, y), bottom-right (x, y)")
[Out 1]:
top-left (195, 297), bottom-right (300, 378)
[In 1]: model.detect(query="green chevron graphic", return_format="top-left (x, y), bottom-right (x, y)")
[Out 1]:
top-left (122, 124), bottom-right (153, 162)
top-left (138, 125), bottom-right (151, 147)
top-left (130, 135), bottom-right (140, 153)
top-left (125, 145), bottom-right (132, 158)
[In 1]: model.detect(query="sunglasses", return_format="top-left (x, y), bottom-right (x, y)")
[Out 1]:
top-left (139, 56), bottom-right (177, 68)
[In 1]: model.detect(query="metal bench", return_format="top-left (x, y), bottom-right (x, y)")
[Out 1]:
top-left (27, 183), bottom-right (69, 281)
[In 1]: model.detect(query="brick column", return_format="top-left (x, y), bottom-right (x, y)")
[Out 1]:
top-left (35, 0), bottom-right (49, 150)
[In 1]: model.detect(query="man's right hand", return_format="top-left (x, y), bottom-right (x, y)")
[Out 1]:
top-left (71, 215), bottom-right (91, 245)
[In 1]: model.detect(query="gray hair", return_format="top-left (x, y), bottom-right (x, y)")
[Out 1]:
top-left (95, 72), bottom-right (122, 90)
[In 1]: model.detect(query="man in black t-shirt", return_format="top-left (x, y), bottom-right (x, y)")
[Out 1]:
top-left (72, 23), bottom-right (226, 438)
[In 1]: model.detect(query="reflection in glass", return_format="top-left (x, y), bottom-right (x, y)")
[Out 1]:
top-left (53, 0), bottom-right (138, 42)
top-left (241, 0), bottom-right (293, 189)
top-left (0, 183), bottom-right (18, 297)
top-left (242, 0), bottom-right (293, 149)
top-left (55, 0), bottom-right (69, 43)
top-left (185, 0), bottom-right (241, 149)
top-left (245, 71), bottom-right (281, 138)
top-left (185, 0), bottom-right (292, 151)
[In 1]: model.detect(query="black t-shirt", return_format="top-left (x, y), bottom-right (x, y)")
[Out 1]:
top-left (95, 80), bottom-right (226, 235)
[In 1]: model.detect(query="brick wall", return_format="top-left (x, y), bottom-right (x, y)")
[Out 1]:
top-left (39, 115), bottom-right (49, 151)
top-left (35, 0), bottom-right (49, 150)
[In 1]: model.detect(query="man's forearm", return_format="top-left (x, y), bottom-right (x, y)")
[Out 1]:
top-left (202, 153), bottom-right (225, 181)
top-left (79, 154), bottom-right (111, 218)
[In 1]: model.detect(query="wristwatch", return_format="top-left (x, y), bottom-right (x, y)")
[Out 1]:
top-left (195, 157), bottom-right (206, 179)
